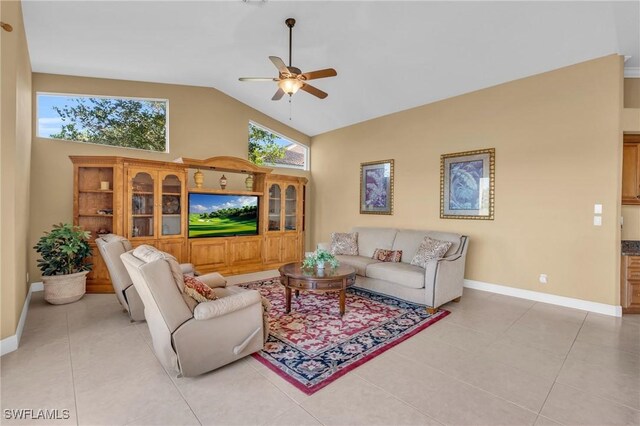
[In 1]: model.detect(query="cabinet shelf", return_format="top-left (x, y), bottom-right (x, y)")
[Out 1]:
top-left (133, 191), bottom-right (154, 195)
top-left (79, 189), bottom-right (113, 194)
top-left (162, 214), bottom-right (181, 217)
top-left (162, 192), bottom-right (181, 196)
top-left (188, 188), bottom-right (262, 196)
top-left (79, 213), bottom-right (113, 218)
top-left (132, 214), bottom-right (154, 218)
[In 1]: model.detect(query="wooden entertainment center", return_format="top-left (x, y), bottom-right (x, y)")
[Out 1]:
top-left (70, 155), bottom-right (307, 293)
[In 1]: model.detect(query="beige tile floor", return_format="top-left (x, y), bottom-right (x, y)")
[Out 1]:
top-left (2, 271), bottom-right (639, 426)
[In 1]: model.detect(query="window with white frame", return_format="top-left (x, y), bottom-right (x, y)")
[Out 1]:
top-left (37, 93), bottom-right (168, 152)
top-left (248, 121), bottom-right (308, 170)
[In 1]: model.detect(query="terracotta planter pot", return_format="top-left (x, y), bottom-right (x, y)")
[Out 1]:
top-left (42, 271), bottom-right (88, 305)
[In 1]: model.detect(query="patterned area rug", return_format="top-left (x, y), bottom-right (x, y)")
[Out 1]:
top-left (240, 278), bottom-right (449, 395)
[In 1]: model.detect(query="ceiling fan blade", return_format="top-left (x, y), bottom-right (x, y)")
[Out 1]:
top-left (301, 68), bottom-right (337, 81)
top-left (269, 56), bottom-right (290, 76)
top-left (239, 77), bottom-right (279, 82)
top-left (272, 88), bottom-right (285, 101)
top-left (300, 83), bottom-right (328, 99)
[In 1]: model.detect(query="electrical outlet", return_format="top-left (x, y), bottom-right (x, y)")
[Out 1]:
top-left (539, 274), bottom-right (548, 284)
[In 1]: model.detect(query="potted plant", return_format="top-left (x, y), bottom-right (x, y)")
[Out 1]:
top-left (34, 223), bottom-right (93, 305)
top-left (302, 249), bottom-right (340, 270)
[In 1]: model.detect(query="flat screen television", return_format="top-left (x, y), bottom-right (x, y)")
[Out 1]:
top-left (188, 193), bottom-right (259, 238)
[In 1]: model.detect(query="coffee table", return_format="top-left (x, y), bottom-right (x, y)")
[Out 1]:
top-left (279, 263), bottom-right (357, 316)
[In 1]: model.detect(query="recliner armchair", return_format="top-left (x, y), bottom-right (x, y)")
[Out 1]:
top-left (120, 245), bottom-right (265, 377)
top-left (96, 234), bottom-right (218, 322)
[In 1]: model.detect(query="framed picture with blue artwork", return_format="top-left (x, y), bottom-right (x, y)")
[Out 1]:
top-left (440, 148), bottom-right (495, 220)
top-left (360, 159), bottom-right (394, 215)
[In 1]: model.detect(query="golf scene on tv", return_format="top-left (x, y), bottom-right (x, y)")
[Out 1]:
top-left (188, 193), bottom-right (259, 238)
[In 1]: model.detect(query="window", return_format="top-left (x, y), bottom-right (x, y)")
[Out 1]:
top-left (37, 93), bottom-right (168, 152)
top-left (248, 122), bottom-right (308, 170)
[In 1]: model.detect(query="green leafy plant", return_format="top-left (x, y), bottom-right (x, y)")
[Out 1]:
top-left (34, 223), bottom-right (93, 276)
top-left (302, 249), bottom-right (340, 269)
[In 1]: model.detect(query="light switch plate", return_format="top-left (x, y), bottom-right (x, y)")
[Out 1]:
top-left (594, 216), bottom-right (602, 226)
top-left (594, 204), bottom-right (603, 214)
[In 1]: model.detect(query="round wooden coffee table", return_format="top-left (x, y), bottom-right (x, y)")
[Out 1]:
top-left (278, 263), bottom-right (357, 316)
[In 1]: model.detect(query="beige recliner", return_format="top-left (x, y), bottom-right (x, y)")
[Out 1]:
top-left (96, 234), bottom-right (202, 322)
top-left (120, 245), bottom-right (265, 377)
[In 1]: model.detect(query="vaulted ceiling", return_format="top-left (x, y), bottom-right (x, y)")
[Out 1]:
top-left (22, 1), bottom-right (640, 136)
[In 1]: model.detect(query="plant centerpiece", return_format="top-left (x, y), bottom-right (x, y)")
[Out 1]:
top-left (302, 249), bottom-right (340, 270)
top-left (34, 223), bottom-right (93, 305)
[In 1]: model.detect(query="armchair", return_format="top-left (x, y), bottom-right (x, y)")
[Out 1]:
top-left (120, 245), bottom-right (265, 377)
top-left (96, 234), bottom-right (222, 322)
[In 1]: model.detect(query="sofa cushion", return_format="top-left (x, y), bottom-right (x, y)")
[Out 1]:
top-left (183, 275), bottom-right (218, 303)
top-left (410, 237), bottom-right (452, 268)
top-left (335, 255), bottom-right (381, 276)
top-left (366, 262), bottom-right (426, 289)
top-left (330, 232), bottom-right (359, 256)
top-left (392, 230), bottom-right (430, 264)
top-left (372, 248), bottom-right (402, 263)
top-left (351, 227), bottom-right (398, 258)
top-left (426, 231), bottom-right (462, 256)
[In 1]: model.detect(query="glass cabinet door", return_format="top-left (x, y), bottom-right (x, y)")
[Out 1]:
top-left (131, 171), bottom-right (155, 238)
top-left (268, 184), bottom-right (281, 231)
top-left (284, 185), bottom-right (297, 231)
top-left (161, 173), bottom-right (183, 237)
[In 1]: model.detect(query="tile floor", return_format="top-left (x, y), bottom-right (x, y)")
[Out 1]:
top-left (1, 271), bottom-right (639, 426)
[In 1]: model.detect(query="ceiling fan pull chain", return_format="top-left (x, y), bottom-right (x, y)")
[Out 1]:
top-left (289, 97), bottom-right (292, 121)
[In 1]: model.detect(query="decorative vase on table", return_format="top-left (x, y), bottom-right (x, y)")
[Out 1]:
top-left (33, 223), bottom-right (93, 305)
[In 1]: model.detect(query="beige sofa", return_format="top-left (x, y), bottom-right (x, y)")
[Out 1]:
top-left (320, 227), bottom-right (468, 313)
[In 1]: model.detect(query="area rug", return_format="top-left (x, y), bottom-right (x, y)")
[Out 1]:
top-left (240, 278), bottom-right (449, 395)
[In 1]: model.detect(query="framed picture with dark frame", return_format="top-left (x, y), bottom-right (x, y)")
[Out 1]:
top-left (440, 148), bottom-right (495, 220)
top-left (360, 159), bottom-right (394, 215)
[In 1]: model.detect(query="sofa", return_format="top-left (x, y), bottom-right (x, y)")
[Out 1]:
top-left (319, 227), bottom-right (468, 313)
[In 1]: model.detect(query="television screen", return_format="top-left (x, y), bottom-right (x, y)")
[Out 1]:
top-left (188, 193), bottom-right (259, 238)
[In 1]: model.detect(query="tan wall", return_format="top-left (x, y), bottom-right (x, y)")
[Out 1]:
top-left (30, 73), bottom-right (311, 282)
top-left (310, 55), bottom-right (623, 306)
top-left (1, 0), bottom-right (32, 339)
top-left (624, 78), bottom-right (640, 108)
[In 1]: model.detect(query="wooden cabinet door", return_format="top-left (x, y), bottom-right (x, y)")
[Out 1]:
top-left (230, 237), bottom-right (262, 265)
top-left (158, 170), bottom-right (186, 239)
top-left (127, 168), bottom-right (158, 239)
top-left (622, 143), bottom-right (639, 204)
top-left (157, 239), bottom-right (187, 263)
top-left (282, 234), bottom-right (299, 263)
top-left (264, 235), bottom-right (282, 263)
top-left (86, 244), bottom-right (113, 293)
top-left (190, 239), bottom-right (228, 271)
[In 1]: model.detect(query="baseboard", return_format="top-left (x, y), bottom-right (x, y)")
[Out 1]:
top-left (464, 279), bottom-right (622, 317)
top-left (0, 282), bottom-right (43, 356)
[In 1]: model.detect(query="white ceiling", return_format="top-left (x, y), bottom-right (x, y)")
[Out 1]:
top-left (22, 1), bottom-right (640, 137)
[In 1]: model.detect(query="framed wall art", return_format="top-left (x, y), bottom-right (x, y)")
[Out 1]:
top-left (360, 159), bottom-right (394, 215)
top-left (440, 148), bottom-right (495, 220)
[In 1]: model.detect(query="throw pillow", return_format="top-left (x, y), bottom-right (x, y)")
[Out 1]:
top-left (410, 237), bottom-right (452, 268)
top-left (372, 248), bottom-right (402, 263)
top-left (183, 275), bottom-right (218, 303)
top-left (330, 232), bottom-right (359, 256)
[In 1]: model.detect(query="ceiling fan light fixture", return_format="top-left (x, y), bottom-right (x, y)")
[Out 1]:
top-left (278, 78), bottom-right (303, 95)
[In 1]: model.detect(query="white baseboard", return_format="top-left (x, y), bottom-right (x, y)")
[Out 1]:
top-left (0, 282), bottom-right (44, 356)
top-left (464, 279), bottom-right (622, 317)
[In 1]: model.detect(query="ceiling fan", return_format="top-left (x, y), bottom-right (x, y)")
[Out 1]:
top-left (239, 18), bottom-right (337, 100)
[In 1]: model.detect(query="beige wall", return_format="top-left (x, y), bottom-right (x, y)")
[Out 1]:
top-left (1, 0), bottom-right (32, 339)
top-left (624, 78), bottom-right (640, 108)
top-left (30, 73), bottom-right (311, 282)
top-left (311, 55), bottom-right (623, 306)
